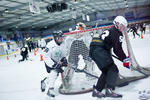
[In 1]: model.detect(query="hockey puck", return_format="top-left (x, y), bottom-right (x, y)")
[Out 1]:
top-left (82, 88), bottom-right (85, 90)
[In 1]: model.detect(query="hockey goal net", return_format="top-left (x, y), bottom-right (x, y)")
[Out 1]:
top-left (59, 23), bottom-right (150, 95)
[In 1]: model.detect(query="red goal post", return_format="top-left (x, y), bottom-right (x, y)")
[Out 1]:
top-left (64, 25), bottom-right (114, 36)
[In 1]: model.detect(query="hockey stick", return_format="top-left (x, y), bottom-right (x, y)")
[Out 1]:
top-left (72, 67), bottom-right (99, 79)
top-left (112, 54), bottom-right (149, 77)
top-left (71, 65), bottom-right (127, 79)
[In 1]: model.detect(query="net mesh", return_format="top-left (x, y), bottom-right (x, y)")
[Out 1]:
top-left (59, 30), bottom-right (101, 94)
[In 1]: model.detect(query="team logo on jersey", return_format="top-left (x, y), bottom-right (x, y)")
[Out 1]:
top-left (55, 52), bottom-right (60, 56)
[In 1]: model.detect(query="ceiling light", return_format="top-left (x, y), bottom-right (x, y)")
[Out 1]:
top-left (125, 4), bottom-right (128, 8)
top-left (86, 15), bottom-right (90, 21)
top-left (4, 9), bottom-right (9, 12)
top-left (82, 14), bottom-right (86, 20)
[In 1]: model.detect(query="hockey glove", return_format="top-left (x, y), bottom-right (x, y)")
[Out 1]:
top-left (123, 57), bottom-right (130, 69)
top-left (55, 67), bottom-right (64, 73)
top-left (60, 57), bottom-right (68, 67)
top-left (54, 64), bottom-right (64, 73)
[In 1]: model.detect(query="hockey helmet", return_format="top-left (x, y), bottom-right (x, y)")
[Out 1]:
top-left (113, 16), bottom-right (128, 32)
top-left (52, 31), bottom-right (64, 45)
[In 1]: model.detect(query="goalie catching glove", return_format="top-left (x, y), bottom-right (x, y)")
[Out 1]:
top-left (123, 57), bottom-right (130, 69)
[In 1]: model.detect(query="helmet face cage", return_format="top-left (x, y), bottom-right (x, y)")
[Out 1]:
top-left (114, 21), bottom-right (127, 32)
top-left (53, 32), bottom-right (64, 45)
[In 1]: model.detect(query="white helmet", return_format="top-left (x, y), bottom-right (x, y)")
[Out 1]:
top-left (113, 16), bottom-right (128, 27)
top-left (113, 16), bottom-right (128, 32)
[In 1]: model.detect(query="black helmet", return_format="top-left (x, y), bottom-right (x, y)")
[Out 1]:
top-left (52, 31), bottom-right (64, 45)
top-left (53, 31), bottom-right (64, 37)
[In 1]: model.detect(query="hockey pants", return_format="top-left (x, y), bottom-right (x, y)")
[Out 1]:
top-left (95, 64), bottom-right (119, 92)
top-left (44, 70), bottom-right (59, 95)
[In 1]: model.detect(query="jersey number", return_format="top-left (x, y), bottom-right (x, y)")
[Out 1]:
top-left (101, 30), bottom-right (109, 40)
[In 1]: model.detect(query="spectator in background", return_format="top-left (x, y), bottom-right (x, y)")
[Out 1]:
top-left (40, 38), bottom-right (47, 50)
top-left (141, 23), bottom-right (146, 34)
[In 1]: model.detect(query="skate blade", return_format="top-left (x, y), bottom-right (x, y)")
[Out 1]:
top-left (96, 97), bottom-right (123, 100)
top-left (96, 97), bottom-right (122, 100)
top-left (45, 96), bottom-right (55, 100)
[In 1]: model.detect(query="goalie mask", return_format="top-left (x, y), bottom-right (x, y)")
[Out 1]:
top-left (76, 22), bottom-right (86, 30)
top-left (53, 31), bottom-right (64, 45)
top-left (113, 16), bottom-right (128, 32)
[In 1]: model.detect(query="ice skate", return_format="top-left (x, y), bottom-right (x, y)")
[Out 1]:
top-left (92, 86), bottom-right (105, 98)
top-left (105, 88), bottom-right (122, 98)
top-left (41, 79), bottom-right (46, 92)
top-left (46, 88), bottom-right (55, 100)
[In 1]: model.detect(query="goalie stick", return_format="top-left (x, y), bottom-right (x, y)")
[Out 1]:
top-left (71, 67), bottom-right (98, 79)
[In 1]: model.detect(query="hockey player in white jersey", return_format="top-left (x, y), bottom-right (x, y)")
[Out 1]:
top-left (40, 31), bottom-right (68, 99)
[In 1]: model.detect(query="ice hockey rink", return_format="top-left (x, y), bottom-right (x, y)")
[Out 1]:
top-left (1, 0), bottom-right (150, 100)
top-left (0, 29), bottom-right (150, 100)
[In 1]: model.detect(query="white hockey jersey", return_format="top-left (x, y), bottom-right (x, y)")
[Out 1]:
top-left (42, 39), bottom-right (67, 68)
top-left (40, 39), bottom-right (46, 48)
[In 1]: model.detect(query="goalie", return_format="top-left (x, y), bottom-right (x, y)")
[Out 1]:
top-left (40, 31), bottom-right (68, 99)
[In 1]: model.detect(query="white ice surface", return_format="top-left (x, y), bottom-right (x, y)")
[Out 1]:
top-left (0, 30), bottom-right (150, 100)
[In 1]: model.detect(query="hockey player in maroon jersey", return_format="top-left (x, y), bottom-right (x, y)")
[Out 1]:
top-left (89, 16), bottom-right (130, 98)
top-left (128, 24), bottom-right (140, 38)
